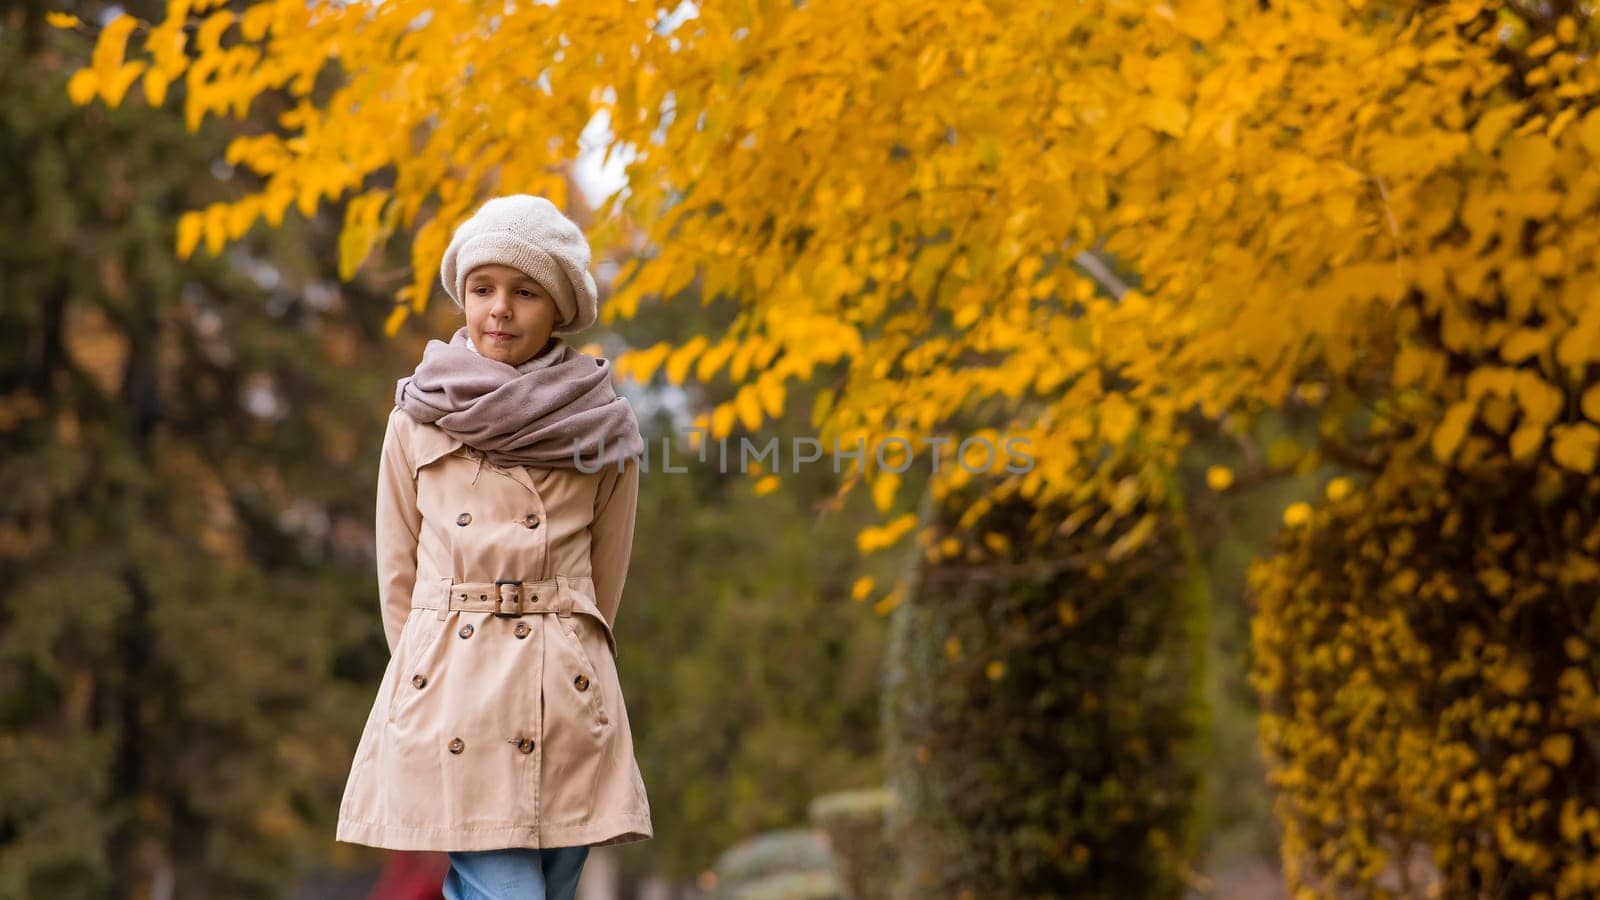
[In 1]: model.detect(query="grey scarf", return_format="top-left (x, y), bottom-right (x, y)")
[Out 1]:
top-left (395, 326), bottom-right (643, 470)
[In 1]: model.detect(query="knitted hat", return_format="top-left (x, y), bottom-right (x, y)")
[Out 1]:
top-left (438, 194), bottom-right (599, 335)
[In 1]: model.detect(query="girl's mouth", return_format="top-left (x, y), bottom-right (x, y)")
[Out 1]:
top-left (486, 331), bottom-right (516, 341)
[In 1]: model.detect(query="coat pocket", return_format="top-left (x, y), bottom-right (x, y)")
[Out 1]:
top-left (558, 613), bottom-right (613, 729)
top-left (386, 615), bottom-right (446, 724)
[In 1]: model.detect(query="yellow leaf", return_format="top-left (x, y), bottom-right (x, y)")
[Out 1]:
top-left (1099, 394), bottom-right (1138, 444)
top-left (1581, 384), bottom-right (1600, 423)
top-left (46, 12), bottom-right (83, 29)
top-left (1509, 423), bottom-right (1544, 461)
top-left (1500, 328), bottom-right (1549, 363)
top-left (262, 184), bottom-right (292, 227)
top-left (1534, 245), bottom-right (1563, 278)
top-left (617, 341), bottom-right (670, 384)
top-left (985, 660), bottom-right (1006, 681)
top-left (1564, 637), bottom-right (1589, 661)
top-left (756, 372), bottom-right (785, 418)
top-left (100, 61), bottom-right (146, 107)
top-left (1432, 399), bottom-right (1478, 463)
top-left (1542, 734), bottom-right (1574, 767)
top-left (1551, 423), bottom-right (1600, 473)
top-left (872, 472), bottom-right (900, 514)
top-left (1282, 502), bottom-right (1312, 527)
top-left (1107, 513), bottom-right (1156, 561)
top-left (1173, 0), bottom-right (1226, 41)
top-left (1502, 134), bottom-right (1556, 191)
top-left (1515, 372), bottom-right (1564, 426)
top-left (203, 204), bottom-right (227, 257)
top-left (1205, 465), bottom-right (1233, 491)
top-left (734, 383), bottom-right (764, 432)
top-left (1580, 108), bottom-right (1600, 157)
top-left (383, 304), bottom-right (410, 337)
top-left (1496, 663), bottom-right (1530, 695)
top-left (338, 190), bottom-right (390, 280)
top-left (857, 519), bottom-right (896, 554)
top-left (1473, 103), bottom-right (1523, 153)
top-left (729, 336), bottom-right (762, 383)
top-left (240, 3), bottom-right (276, 41)
top-left (1324, 477), bottom-right (1353, 501)
top-left (1394, 345), bottom-right (1441, 387)
top-left (664, 335), bottom-right (708, 385)
top-left (295, 180), bottom-right (320, 218)
top-left (695, 338), bottom-right (736, 381)
top-left (1147, 54), bottom-right (1190, 99)
top-left (175, 211), bottom-right (204, 259)
top-left (711, 402), bottom-right (736, 440)
top-left (195, 9), bottom-right (235, 52)
top-left (91, 15), bottom-right (139, 95)
top-left (66, 69), bottom-right (98, 106)
top-left (143, 67), bottom-right (169, 106)
top-left (850, 576), bottom-right (874, 602)
top-left (753, 475), bottom-right (780, 496)
top-left (1145, 97), bottom-right (1190, 137)
top-left (944, 636), bottom-right (961, 659)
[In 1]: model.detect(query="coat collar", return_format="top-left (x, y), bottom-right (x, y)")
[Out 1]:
top-left (402, 414), bottom-right (544, 499)
top-left (405, 417), bottom-right (464, 477)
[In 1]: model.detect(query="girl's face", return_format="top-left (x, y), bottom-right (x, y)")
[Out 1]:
top-left (463, 264), bottom-right (560, 366)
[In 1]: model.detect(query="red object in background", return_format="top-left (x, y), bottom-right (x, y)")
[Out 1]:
top-left (366, 850), bottom-right (450, 900)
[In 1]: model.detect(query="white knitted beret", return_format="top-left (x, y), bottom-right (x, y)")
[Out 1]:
top-left (438, 194), bottom-right (599, 335)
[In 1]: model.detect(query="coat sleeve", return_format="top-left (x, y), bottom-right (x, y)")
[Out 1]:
top-left (375, 407), bottom-right (423, 656)
top-left (588, 455), bottom-right (640, 634)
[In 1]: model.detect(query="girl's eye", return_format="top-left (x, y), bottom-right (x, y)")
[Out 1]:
top-left (517, 289), bottom-right (533, 297)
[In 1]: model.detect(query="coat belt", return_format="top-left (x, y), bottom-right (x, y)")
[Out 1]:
top-left (415, 577), bottom-right (573, 619)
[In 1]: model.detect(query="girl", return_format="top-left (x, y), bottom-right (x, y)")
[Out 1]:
top-left (337, 194), bottom-right (653, 900)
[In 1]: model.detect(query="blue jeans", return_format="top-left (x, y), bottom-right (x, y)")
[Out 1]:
top-left (441, 846), bottom-right (591, 900)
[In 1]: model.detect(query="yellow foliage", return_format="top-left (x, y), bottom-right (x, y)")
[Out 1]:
top-left (856, 513), bottom-right (918, 555)
top-left (1205, 465), bottom-right (1233, 491)
top-left (664, 336), bottom-right (708, 386)
top-left (1252, 459), bottom-right (1600, 897)
top-left (871, 471), bottom-right (899, 515)
top-left (850, 576), bottom-right (874, 602)
top-left (63, 0), bottom-right (1600, 539)
top-left (1282, 502), bottom-right (1313, 528)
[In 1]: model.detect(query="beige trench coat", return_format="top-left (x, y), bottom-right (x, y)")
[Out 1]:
top-left (336, 406), bottom-right (652, 851)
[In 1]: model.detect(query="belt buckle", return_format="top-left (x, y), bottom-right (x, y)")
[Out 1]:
top-left (494, 579), bottom-right (524, 618)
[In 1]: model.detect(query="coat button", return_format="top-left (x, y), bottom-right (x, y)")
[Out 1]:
top-left (456, 512), bottom-right (472, 526)
top-left (514, 622), bottom-right (531, 639)
top-left (458, 624), bottom-right (474, 639)
top-left (412, 674), bottom-right (427, 689)
top-left (517, 737), bottom-right (536, 754)
top-left (522, 513), bottom-right (541, 529)
top-left (448, 737), bottom-right (465, 754)
top-left (573, 674), bottom-right (590, 691)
